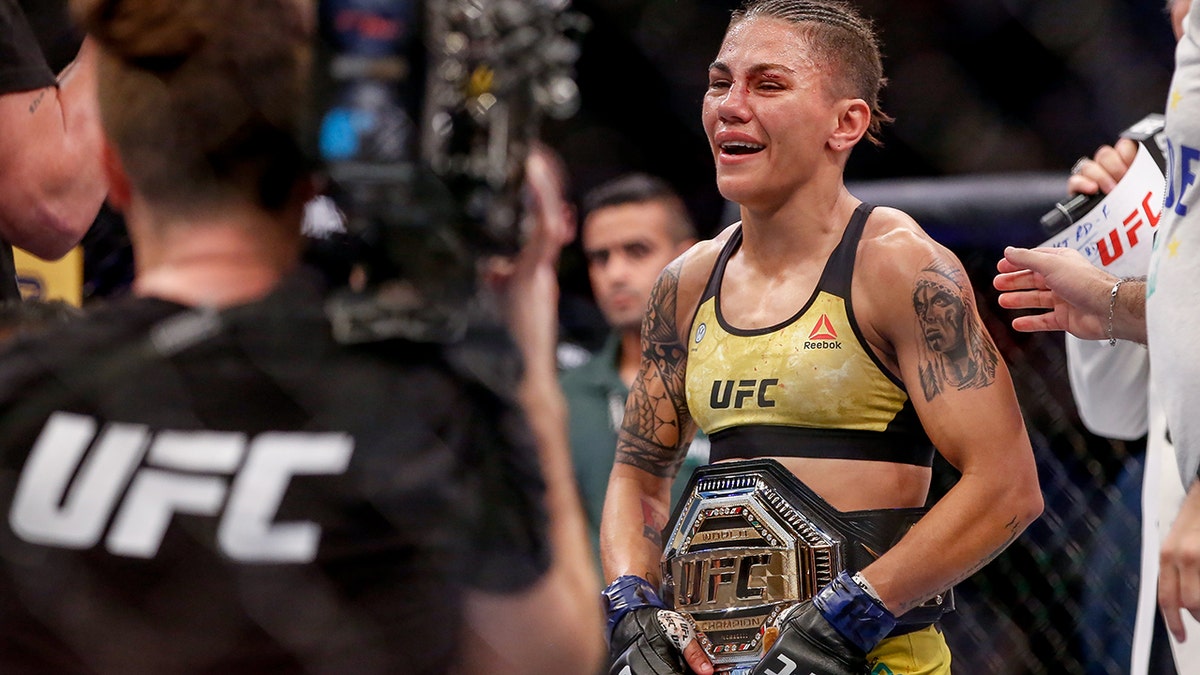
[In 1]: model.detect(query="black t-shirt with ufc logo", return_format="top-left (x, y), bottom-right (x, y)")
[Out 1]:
top-left (0, 275), bottom-right (549, 674)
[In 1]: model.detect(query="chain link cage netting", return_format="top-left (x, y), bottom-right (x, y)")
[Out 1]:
top-left (851, 175), bottom-right (1155, 674)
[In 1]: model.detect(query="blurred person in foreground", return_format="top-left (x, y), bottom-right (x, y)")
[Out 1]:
top-left (994, 0), bottom-right (1200, 665)
top-left (597, 1), bottom-right (1043, 674)
top-left (0, 0), bottom-right (602, 673)
top-left (0, 0), bottom-right (106, 299)
top-left (0, 297), bottom-right (81, 343)
top-left (561, 173), bottom-right (706, 575)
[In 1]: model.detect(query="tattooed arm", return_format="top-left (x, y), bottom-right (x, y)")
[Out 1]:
top-left (599, 253), bottom-right (700, 586)
top-left (851, 209), bottom-right (1043, 615)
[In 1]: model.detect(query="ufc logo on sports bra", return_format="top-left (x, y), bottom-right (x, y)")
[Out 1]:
top-left (709, 379), bottom-right (778, 409)
top-left (9, 412), bottom-right (353, 563)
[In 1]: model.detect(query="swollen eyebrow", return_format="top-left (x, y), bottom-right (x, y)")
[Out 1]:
top-left (750, 63), bottom-right (794, 76)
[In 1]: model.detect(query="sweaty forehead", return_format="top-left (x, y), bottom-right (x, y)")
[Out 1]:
top-left (716, 16), bottom-right (819, 72)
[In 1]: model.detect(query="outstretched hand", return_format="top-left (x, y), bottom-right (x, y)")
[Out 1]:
top-left (992, 246), bottom-right (1118, 340)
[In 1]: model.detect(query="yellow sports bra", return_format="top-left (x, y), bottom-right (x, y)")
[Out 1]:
top-left (684, 203), bottom-right (933, 466)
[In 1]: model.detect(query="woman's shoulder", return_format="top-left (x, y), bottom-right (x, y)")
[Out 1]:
top-left (859, 205), bottom-right (954, 272)
top-left (644, 224), bottom-right (739, 338)
top-left (679, 223), bottom-right (737, 283)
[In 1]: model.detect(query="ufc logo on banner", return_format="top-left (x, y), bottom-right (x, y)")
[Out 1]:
top-left (9, 412), bottom-right (353, 563)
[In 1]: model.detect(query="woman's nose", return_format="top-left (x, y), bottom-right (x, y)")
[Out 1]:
top-left (717, 85), bottom-right (751, 122)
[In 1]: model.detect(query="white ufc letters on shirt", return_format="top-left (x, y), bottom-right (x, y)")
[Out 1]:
top-left (9, 412), bottom-right (353, 563)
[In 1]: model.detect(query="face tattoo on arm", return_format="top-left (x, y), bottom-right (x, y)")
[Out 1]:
top-left (913, 260), bottom-right (1000, 402)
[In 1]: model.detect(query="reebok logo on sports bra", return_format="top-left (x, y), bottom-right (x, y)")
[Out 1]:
top-left (805, 313), bottom-right (842, 349)
top-left (682, 206), bottom-right (932, 467)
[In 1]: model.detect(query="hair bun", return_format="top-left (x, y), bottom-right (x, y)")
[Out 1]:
top-left (71, 0), bottom-right (215, 69)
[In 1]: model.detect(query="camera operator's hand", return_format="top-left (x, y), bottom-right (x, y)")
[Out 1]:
top-left (462, 144), bottom-right (605, 675)
top-left (483, 144), bottom-right (573, 370)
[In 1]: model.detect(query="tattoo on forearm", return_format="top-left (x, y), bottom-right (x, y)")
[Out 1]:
top-left (903, 514), bottom-right (1021, 613)
top-left (641, 498), bottom-right (665, 549)
top-left (912, 260), bottom-right (1000, 401)
top-left (28, 90), bottom-right (46, 115)
top-left (615, 260), bottom-right (691, 478)
top-left (616, 425), bottom-right (679, 477)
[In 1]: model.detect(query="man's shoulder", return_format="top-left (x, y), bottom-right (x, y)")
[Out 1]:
top-left (558, 337), bottom-right (622, 390)
top-left (0, 0), bottom-right (56, 94)
top-left (556, 341), bottom-right (594, 371)
top-left (0, 297), bottom-right (178, 376)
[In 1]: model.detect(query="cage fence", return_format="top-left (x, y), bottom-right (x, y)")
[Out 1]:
top-left (854, 175), bottom-right (1149, 674)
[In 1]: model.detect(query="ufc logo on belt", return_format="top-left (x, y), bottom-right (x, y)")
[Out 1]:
top-left (675, 552), bottom-right (775, 607)
top-left (9, 412), bottom-right (353, 563)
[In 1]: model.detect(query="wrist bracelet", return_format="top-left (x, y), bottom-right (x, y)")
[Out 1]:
top-left (1106, 278), bottom-right (1125, 347)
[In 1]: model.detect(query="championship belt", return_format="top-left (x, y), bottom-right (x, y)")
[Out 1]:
top-left (660, 459), bottom-right (952, 673)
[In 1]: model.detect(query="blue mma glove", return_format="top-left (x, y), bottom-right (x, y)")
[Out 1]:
top-left (602, 575), bottom-right (692, 675)
top-left (751, 570), bottom-right (896, 675)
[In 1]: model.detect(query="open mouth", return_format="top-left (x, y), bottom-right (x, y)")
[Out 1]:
top-left (720, 141), bottom-right (765, 155)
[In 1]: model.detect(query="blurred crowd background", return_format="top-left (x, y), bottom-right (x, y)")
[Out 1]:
top-left (547, 0), bottom-right (1178, 236)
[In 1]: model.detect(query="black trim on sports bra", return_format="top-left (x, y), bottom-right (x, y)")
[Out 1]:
top-left (707, 424), bottom-right (936, 467)
top-left (697, 203), bottom-right (875, 338)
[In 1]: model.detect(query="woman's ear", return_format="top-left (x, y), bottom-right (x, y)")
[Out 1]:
top-left (830, 98), bottom-right (870, 151)
top-left (101, 141), bottom-right (132, 211)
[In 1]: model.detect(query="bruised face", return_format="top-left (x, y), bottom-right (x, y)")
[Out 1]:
top-left (701, 16), bottom-right (842, 210)
top-left (913, 272), bottom-right (967, 356)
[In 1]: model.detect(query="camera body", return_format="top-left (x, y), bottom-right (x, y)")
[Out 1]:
top-left (312, 0), bottom-right (584, 342)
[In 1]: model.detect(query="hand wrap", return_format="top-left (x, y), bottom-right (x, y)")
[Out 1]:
top-left (602, 575), bottom-right (690, 675)
top-left (602, 575), bottom-right (667, 643)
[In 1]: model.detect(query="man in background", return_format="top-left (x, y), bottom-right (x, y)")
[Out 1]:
top-left (560, 173), bottom-right (707, 571)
